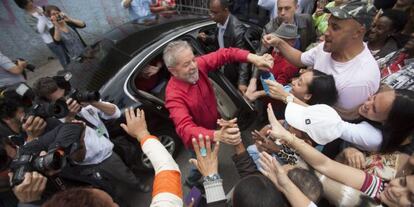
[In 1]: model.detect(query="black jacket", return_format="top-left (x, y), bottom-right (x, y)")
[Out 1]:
top-left (205, 15), bottom-right (251, 87)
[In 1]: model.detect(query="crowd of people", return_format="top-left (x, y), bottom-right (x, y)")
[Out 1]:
top-left (1, 0), bottom-right (414, 207)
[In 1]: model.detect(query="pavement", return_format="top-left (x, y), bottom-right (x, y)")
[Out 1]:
top-left (28, 59), bottom-right (258, 207)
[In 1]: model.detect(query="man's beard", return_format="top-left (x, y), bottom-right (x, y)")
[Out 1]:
top-left (186, 70), bottom-right (199, 84)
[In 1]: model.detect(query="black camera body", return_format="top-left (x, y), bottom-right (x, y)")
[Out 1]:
top-left (68, 88), bottom-right (100, 103)
top-left (10, 149), bottom-right (65, 186)
top-left (25, 99), bottom-right (69, 120)
top-left (56, 14), bottom-right (64, 22)
top-left (15, 58), bottom-right (36, 72)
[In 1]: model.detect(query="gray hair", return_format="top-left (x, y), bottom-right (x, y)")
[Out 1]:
top-left (163, 40), bottom-right (192, 68)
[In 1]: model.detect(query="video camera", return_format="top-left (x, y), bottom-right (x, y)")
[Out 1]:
top-left (54, 73), bottom-right (101, 102)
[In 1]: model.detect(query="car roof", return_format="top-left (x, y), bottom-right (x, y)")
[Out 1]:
top-left (65, 14), bottom-right (210, 91)
top-left (100, 14), bottom-right (209, 57)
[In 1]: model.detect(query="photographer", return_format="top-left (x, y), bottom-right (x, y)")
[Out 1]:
top-left (14, 0), bottom-right (69, 67)
top-left (33, 77), bottom-right (150, 201)
top-left (0, 51), bottom-right (26, 88)
top-left (0, 122), bottom-right (92, 207)
top-left (0, 84), bottom-right (62, 145)
top-left (44, 5), bottom-right (86, 62)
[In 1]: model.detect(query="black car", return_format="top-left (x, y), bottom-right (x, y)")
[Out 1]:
top-left (66, 14), bottom-right (261, 170)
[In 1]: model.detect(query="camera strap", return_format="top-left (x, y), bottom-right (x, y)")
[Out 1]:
top-left (74, 115), bottom-right (108, 139)
top-left (51, 176), bottom-right (67, 191)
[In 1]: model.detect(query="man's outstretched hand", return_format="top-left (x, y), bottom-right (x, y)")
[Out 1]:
top-left (120, 107), bottom-right (150, 141)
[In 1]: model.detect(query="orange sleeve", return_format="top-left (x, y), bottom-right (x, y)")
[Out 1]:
top-left (152, 170), bottom-right (183, 199)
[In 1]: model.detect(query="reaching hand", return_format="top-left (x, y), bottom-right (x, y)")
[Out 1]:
top-left (248, 54), bottom-right (274, 71)
top-left (65, 98), bottom-right (82, 122)
top-left (251, 129), bottom-right (281, 154)
top-left (10, 172), bottom-right (47, 203)
top-left (189, 135), bottom-right (220, 177)
top-left (343, 147), bottom-right (366, 169)
top-left (265, 80), bottom-right (289, 101)
top-left (262, 34), bottom-right (282, 48)
top-left (258, 152), bottom-right (291, 191)
top-left (22, 116), bottom-right (46, 140)
top-left (120, 107), bottom-right (150, 141)
top-left (215, 118), bottom-right (241, 145)
top-left (244, 78), bottom-right (266, 102)
top-left (266, 104), bottom-right (291, 142)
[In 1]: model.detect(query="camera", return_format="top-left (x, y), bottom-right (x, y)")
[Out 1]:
top-left (10, 149), bottom-right (65, 186)
top-left (15, 58), bottom-right (36, 72)
top-left (0, 83), bottom-right (35, 107)
top-left (25, 99), bottom-right (69, 120)
top-left (68, 89), bottom-right (100, 102)
top-left (56, 14), bottom-right (65, 22)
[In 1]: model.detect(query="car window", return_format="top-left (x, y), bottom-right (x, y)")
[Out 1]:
top-left (133, 54), bottom-right (170, 101)
top-left (131, 37), bottom-right (202, 101)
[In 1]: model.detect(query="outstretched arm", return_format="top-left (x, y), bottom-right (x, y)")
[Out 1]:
top-left (121, 108), bottom-right (183, 207)
top-left (266, 104), bottom-right (366, 190)
top-left (262, 34), bottom-right (305, 68)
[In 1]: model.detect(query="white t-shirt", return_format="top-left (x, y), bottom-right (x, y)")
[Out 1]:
top-left (31, 7), bottom-right (54, 44)
top-left (61, 103), bottom-right (121, 165)
top-left (301, 42), bottom-right (380, 110)
top-left (341, 121), bottom-right (382, 152)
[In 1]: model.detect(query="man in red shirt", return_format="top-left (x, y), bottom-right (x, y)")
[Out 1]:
top-left (164, 40), bottom-right (273, 187)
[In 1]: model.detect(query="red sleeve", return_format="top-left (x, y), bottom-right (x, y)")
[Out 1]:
top-left (165, 93), bottom-right (214, 148)
top-left (275, 64), bottom-right (299, 85)
top-left (196, 48), bottom-right (249, 73)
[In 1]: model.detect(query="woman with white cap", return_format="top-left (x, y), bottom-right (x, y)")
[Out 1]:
top-left (265, 80), bottom-right (414, 153)
top-left (263, 103), bottom-right (414, 207)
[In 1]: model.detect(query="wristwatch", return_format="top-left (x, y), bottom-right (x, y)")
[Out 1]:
top-left (285, 94), bottom-right (294, 103)
top-left (203, 173), bottom-right (221, 183)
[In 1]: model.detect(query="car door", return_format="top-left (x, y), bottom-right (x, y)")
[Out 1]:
top-left (126, 32), bottom-right (256, 132)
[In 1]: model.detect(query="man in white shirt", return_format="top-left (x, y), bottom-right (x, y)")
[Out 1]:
top-left (15, 0), bottom-right (69, 67)
top-left (33, 77), bottom-right (151, 201)
top-left (262, 0), bottom-right (380, 120)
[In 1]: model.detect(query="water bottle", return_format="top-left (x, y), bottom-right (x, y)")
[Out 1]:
top-left (260, 71), bottom-right (276, 96)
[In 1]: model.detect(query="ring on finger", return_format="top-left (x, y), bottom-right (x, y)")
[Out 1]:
top-left (200, 147), bottom-right (207, 157)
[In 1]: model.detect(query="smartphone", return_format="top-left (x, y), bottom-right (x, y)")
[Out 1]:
top-left (260, 71), bottom-right (276, 96)
top-left (185, 187), bottom-right (202, 207)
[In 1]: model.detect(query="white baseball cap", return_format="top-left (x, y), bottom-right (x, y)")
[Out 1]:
top-left (285, 102), bottom-right (344, 145)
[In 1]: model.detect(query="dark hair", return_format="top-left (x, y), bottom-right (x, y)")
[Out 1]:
top-left (43, 187), bottom-right (111, 207)
top-left (374, 0), bottom-right (397, 10)
top-left (232, 175), bottom-right (288, 207)
top-left (14, 0), bottom-right (30, 9)
top-left (380, 9), bottom-right (408, 32)
top-left (0, 138), bottom-right (13, 171)
top-left (380, 89), bottom-right (414, 152)
top-left (0, 96), bottom-right (24, 119)
top-left (44, 5), bottom-right (61, 17)
top-left (307, 70), bottom-right (338, 106)
top-left (288, 168), bottom-right (323, 202)
top-left (33, 77), bottom-right (59, 100)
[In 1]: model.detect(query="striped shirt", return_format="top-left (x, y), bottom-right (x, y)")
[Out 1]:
top-left (360, 172), bottom-right (386, 202)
